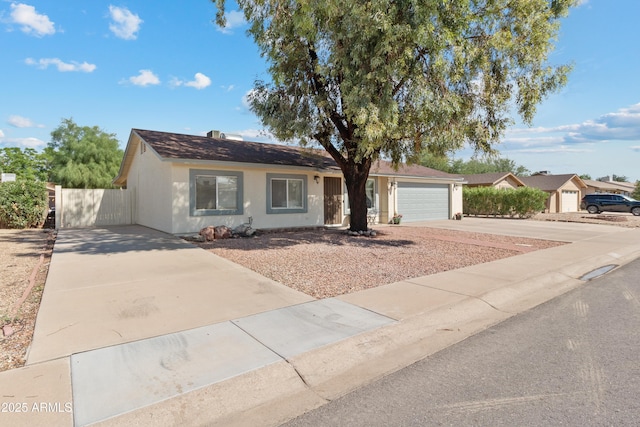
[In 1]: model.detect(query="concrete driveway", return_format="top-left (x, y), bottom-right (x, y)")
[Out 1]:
top-left (27, 225), bottom-right (316, 364)
top-left (2, 219), bottom-right (639, 427)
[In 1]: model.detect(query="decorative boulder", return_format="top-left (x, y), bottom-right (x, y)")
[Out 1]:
top-left (234, 224), bottom-right (256, 237)
top-left (214, 225), bottom-right (233, 239)
top-left (199, 226), bottom-right (216, 242)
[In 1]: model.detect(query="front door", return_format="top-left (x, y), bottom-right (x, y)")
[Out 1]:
top-left (323, 177), bottom-right (342, 225)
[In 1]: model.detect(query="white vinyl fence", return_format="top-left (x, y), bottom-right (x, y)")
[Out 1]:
top-left (55, 186), bottom-right (134, 228)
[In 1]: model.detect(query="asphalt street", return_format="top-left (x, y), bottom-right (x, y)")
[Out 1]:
top-left (283, 258), bottom-right (640, 426)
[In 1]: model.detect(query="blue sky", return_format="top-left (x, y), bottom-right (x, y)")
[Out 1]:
top-left (1, 0), bottom-right (638, 182)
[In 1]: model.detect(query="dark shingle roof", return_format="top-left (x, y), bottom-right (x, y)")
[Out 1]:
top-left (520, 174), bottom-right (585, 191)
top-left (126, 129), bottom-right (459, 180)
top-left (133, 129), bottom-right (339, 170)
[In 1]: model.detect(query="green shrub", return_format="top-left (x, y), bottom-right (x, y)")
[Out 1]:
top-left (0, 180), bottom-right (48, 228)
top-left (463, 186), bottom-right (548, 218)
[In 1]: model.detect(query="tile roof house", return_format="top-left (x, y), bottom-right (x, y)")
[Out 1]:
top-left (519, 173), bottom-right (587, 213)
top-left (113, 129), bottom-right (465, 234)
top-left (459, 172), bottom-right (525, 189)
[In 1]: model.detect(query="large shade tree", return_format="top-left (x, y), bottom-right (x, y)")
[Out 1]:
top-left (47, 118), bottom-right (124, 188)
top-left (214, 0), bottom-right (576, 231)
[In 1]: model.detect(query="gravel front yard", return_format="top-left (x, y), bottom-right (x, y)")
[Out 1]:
top-left (2, 211), bottom-right (637, 372)
top-left (0, 229), bottom-right (55, 372)
top-left (199, 226), bottom-right (565, 299)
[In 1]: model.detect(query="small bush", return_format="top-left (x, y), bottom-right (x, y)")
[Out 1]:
top-left (463, 186), bottom-right (548, 218)
top-left (0, 180), bottom-right (48, 228)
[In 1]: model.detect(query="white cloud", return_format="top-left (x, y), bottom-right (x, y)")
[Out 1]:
top-left (172, 73), bottom-right (212, 90)
top-left (125, 69), bottom-right (160, 86)
top-left (0, 129), bottom-right (4, 138)
top-left (7, 115), bottom-right (44, 128)
top-left (10, 3), bottom-right (55, 37)
top-left (242, 89), bottom-right (257, 110)
top-left (221, 84), bottom-right (235, 92)
top-left (504, 103), bottom-right (640, 150)
top-left (237, 128), bottom-right (274, 140)
top-left (631, 146), bottom-right (640, 152)
top-left (185, 73), bottom-right (211, 89)
top-left (216, 10), bottom-right (245, 34)
top-left (108, 5), bottom-right (142, 40)
top-left (0, 137), bottom-right (45, 149)
top-left (508, 146), bottom-right (594, 154)
top-left (25, 57), bottom-right (97, 72)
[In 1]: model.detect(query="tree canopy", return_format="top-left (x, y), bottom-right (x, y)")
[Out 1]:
top-left (420, 153), bottom-right (530, 176)
top-left (214, 0), bottom-right (576, 230)
top-left (47, 118), bottom-right (124, 189)
top-left (596, 174), bottom-right (629, 183)
top-left (0, 147), bottom-right (49, 182)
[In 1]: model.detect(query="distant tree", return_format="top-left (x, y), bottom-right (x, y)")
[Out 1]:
top-left (215, 0), bottom-right (576, 231)
top-left (579, 174), bottom-right (591, 180)
top-left (47, 118), bottom-right (123, 188)
top-left (418, 152), bottom-right (452, 172)
top-left (421, 154), bottom-right (530, 176)
top-left (0, 147), bottom-right (49, 182)
top-left (596, 174), bottom-right (628, 183)
top-left (632, 181), bottom-right (640, 200)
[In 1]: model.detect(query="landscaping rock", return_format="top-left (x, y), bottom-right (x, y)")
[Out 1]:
top-left (233, 224), bottom-right (256, 237)
top-left (2, 324), bottom-right (14, 337)
top-left (199, 226), bottom-right (216, 242)
top-left (214, 225), bottom-right (233, 239)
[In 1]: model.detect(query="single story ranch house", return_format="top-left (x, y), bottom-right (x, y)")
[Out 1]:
top-left (113, 129), bottom-right (464, 235)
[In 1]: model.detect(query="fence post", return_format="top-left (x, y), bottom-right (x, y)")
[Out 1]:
top-left (55, 185), bottom-right (62, 229)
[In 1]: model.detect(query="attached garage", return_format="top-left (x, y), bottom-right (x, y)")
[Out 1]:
top-left (396, 182), bottom-right (450, 222)
top-left (561, 190), bottom-right (579, 212)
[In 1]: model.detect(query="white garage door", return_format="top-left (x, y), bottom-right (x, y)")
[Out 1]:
top-left (561, 190), bottom-right (579, 212)
top-left (397, 182), bottom-right (450, 222)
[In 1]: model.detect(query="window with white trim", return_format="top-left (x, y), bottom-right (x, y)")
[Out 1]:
top-left (190, 169), bottom-right (243, 216)
top-left (267, 173), bottom-right (307, 214)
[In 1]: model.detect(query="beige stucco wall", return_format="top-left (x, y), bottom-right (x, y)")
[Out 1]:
top-left (496, 177), bottom-right (520, 189)
top-left (377, 177), bottom-right (390, 224)
top-left (125, 139), bottom-right (174, 233)
top-left (451, 183), bottom-right (463, 217)
top-left (124, 153), bottom-right (462, 233)
top-left (557, 180), bottom-right (583, 213)
top-left (170, 164), bottom-right (332, 234)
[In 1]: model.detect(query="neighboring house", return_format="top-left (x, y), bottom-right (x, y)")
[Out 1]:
top-left (113, 129), bottom-right (465, 234)
top-left (519, 173), bottom-right (587, 213)
top-left (459, 172), bottom-right (525, 189)
top-left (582, 179), bottom-right (635, 197)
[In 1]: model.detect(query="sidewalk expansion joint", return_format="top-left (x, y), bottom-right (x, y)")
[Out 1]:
top-left (229, 322), bottom-right (329, 403)
top-left (405, 279), bottom-right (511, 314)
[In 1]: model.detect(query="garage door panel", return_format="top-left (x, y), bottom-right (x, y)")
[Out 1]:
top-left (561, 190), bottom-right (579, 213)
top-left (397, 183), bottom-right (449, 221)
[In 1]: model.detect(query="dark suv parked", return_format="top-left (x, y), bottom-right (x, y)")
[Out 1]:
top-left (581, 193), bottom-right (640, 216)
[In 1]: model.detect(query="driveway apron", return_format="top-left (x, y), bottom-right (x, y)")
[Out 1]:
top-left (27, 225), bottom-right (315, 364)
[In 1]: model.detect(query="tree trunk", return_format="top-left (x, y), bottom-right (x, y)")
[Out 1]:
top-left (343, 159), bottom-right (371, 232)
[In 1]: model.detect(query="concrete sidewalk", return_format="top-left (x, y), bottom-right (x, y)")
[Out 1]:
top-left (1, 220), bottom-right (639, 426)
